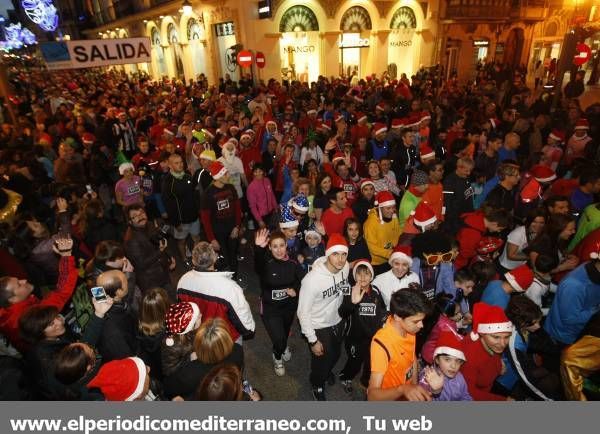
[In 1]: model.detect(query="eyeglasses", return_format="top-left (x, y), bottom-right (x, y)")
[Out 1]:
top-left (423, 250), bottom-right (458, 266)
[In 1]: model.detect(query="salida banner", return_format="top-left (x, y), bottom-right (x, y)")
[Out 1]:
top-left (40, 37), bottom-right (151, 70)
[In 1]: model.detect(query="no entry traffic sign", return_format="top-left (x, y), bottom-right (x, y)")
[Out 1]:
top-left (237, 50), bottom-right (253, 67)
top-left (256, 51), bottom-right (266, 69)
top-left (573, 43), bottom-right (592, 66)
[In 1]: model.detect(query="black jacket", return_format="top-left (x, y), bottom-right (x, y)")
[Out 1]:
top-left (124, 225), bottom-right (171, 292)
top-left (160, 172), bottom-right (199, 225)
top-left (352, 196), bottom-right (375, 224)
top-left (96, 303), bottom-right (138, 363)
top-left (442, 173), bottom-right (474, 233)
top-left (391, 144), bottom-right (418, 189)
top-left (254, 245), bottom-right (306, 309)
top-left (338, 285), bottom-right (386, 341)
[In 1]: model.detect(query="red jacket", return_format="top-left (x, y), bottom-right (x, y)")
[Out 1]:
top-left (0, 256), bottom-right (78, 352)
top-left (462, 336), bottom-right (505, 401)
top-left (455, 211), bottom-right (486, 270)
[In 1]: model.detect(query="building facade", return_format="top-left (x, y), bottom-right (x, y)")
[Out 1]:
top-left (83, 0), bottom-right (440, 83)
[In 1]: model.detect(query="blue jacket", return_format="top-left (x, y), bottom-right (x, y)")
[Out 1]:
top-left (545, 263), bottom-right (600, 344)
top-left (481, 280), bottom-right (511, 310)
top-left (411, 258), bottom-right (455, 301)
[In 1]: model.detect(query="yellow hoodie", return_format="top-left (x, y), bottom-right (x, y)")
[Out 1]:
top-left (363, 208), bottom-right (401, 265)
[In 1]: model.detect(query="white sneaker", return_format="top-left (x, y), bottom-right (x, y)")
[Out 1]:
top-left (282, 346), bottom-right (292, 362)
top-left (273, 355), bottom-right (285, 376)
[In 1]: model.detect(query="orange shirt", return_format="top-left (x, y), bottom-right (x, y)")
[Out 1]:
top-left (371, 318), bottom-right (416, 389)
top-left (421, 182), bottom-right (444, 221)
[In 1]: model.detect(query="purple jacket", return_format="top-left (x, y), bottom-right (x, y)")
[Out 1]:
top-left (247, 177), bottom-right (278, 223)
top-left (419, 369), bottom-right (472, 401)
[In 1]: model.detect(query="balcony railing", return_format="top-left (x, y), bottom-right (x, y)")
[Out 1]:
top-left (443, 0), bottom-right (548, 21)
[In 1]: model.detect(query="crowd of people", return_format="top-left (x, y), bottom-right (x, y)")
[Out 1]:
top-left (0, 62), bottom-right (599, 401)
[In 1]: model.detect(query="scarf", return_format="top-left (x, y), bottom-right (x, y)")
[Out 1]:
top-left (170, 170), bottom-right (185, 180)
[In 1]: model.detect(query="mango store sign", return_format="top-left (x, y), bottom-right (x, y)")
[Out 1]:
top-left (40, 37), bottom-right (151, 70)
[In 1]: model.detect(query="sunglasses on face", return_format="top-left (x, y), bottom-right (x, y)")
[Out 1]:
top-left (423, 250), bottom-right (458, 266)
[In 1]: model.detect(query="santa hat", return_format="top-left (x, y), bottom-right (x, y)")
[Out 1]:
top-left (209, 161), bottom-right (227, 179)
top-left (589, 242), bottom-right (600, 260)
top-left (354, 94), bottom-right (365, 104)
top-left (116, 110), bottom-right (126, 117)
top-left (304, 229), bottom-right (322, 243)
top-left (419, 144), bottom-right (435, 161)
top-left (411, 202), bottom-right (437, 229)
top-left (163, 126), bottom-right (175, 137)
top-left (520, 179), bottom-right (542, 203)
top-left (352, 259), bottom-right (374, 281)
top-left (118, 162), bottom-right (135, 175)
top-left (575, 118), bottom-right (589, 130)
top-left (529, 164), bottom-right (556, 183)
top-left (420, 111), bottom-right (432, 122)
top-left (88, 357), bottom-right (147, 401)
top-left (375, 191), bottom-right (395, 208)
top-left (391, 118), bottom-right (404, 129)
top-left (290, 195), bottom-right (309, 213)
top-left (360, 178), bottom-right (375, 190)
top-left (477, 236), bottom-right (504, 255)
top-left (321, 120), bottom-right (332, 131)
top-left (82, 133), bottom-right (96, 145)
top-left (489, 118), bottom-right (500, 129)
top-left (229, 125), bottom-right (240, 133)
top-left (504, 264), bottom-right (534, 292)
top-left (165, 302), bottom-right (201, 346)
top-left (240, 133), bottom-right (252, 141)
top-left (548, 129), bottom-right (565, 143)
top-left (406, 115), bottom-right (420, 128)
top-left (199, 149), bottom-right (216, 161)
top-left (388, 245), bottom-right (413, 266)
top-left (334, 113), bottom-right (344, 123)
top-left (356, 112), bottom-right (368, 123)
top-left (470, 302), bottom-right (513, 341)
top-left (266, 120), bottom-right (277, 128)
top-left (307, 109), bottom-right (318, 116)
top-left (279, 204), bottom-right (299, 229)
top-left (373, 123), bottom-right (387, 136)
top-left (332, 152), bottom-right (345, 164)
top-left (325, 233), bottom-right (348, 256)
top-left (375, 103), bottom-right (385, 112)
top-left (433, 329), bottom-right (466, 361)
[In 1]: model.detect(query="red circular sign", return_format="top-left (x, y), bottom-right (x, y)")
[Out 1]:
top-left (573, 43), bottom-right (592, 66)
top-left (237, 50), bottom-right (253, 67)
top-left (255, 52), bottom-right (266, 69)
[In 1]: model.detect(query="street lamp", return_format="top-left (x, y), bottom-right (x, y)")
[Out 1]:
top-left (182, 1), bottom-right (193, 15)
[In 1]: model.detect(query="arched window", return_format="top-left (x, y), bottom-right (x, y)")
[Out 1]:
top-left (279, 5), bottom-right (319, 33)
top-left (187, 18), bottom-right (202, 41)
top-left (340, 6), bottom-right (372, 32)
top-left (151, 27), bottom-right (161, 46)
top-left (390, 7), bottom-right (417, 30)
top-left (167, 23), bottom-right (179, 44)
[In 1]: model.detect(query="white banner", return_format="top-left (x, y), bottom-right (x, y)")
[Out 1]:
top-left (41, 37), bottom-right (152, 70)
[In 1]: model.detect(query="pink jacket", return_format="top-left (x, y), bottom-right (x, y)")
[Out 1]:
top-left (421, 315), bottom-right (458, 365)
top-left (247, 177), bottom-right (278, 223)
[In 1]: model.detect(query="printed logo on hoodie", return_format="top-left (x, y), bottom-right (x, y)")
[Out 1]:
top-left (321, 278), bottom-right (350, 299)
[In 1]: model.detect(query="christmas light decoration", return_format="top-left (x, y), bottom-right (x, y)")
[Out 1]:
top-left (21, 0), bottom-right (59, 32)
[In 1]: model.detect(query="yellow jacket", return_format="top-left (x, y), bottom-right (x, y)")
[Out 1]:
top-left (363, 208), bottom-right (401, 265)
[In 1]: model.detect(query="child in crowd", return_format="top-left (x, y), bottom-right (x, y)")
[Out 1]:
top-left (299, 230), bottom-right (325, 272)
top-left (419, 330), bottom-right (472, 401)
top-left (421, 293), bottom-right (462, 364)
top-left (525, 254), bottom-right (558, 315)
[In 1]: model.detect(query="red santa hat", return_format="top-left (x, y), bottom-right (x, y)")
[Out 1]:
top-left (352, 259), bottom-right (374, 281)
top-left (375, 191), bottom-right (395, 208)
top-left (520, 179), bottom-right (542, 203)
top-left (88, 357), bottom-right (147, 401)
top-left (489, 118), bottom-right (501, 129)
top-left (360, 178), bottom-right (375, 190)
top-left (334, 113), bottom-right (344, 123)
top-left (420, 111), bottom-right (432, 122)
top-left (82, 133), bottom-right (96, 145)
top-left (332, 152), bottom-right (345, 164)
top-left (419, 144), bottom-right (435, 161)
top-left (209, 160), bottom-right (227, 180)
top-left (354, 94), bottom-right (364, 104)
top-left (529, 164), bottom-right (556, 183)
top-left (470, 302), bottom-right (513, 341)
top-left (164, 302), bottom-right (201, 346)
top-left (240, 133), bottom-right (252, 141)
top-left (373, 123), bottom-right (387, 136)
top-left (229, 125), bottom-right (240, 133)
top-left (575, 118), bottom-right (589, 130)
top-left (375, 103), bottom-right (385, 112)
top-left (433, 329), bottom-right (466, 361)
top-left (589, 242), bottom-right (600, 260)
top-left (321, 120), bottom-right (332, 131)
top-left (411, 202), bottom-right (437, 229)
top-left (163, 126), bottom-right (175, 137)
top-left (307, 109), bottom-right (318, 116)
top-left (504, 264), bottom-right (534, 293)
top-left (325, 233), bottom-right (349, 257)
top-left (391, 118), bottom-right (405, 129)
top-left (266, 120), bottom-right (277, 128)
top-left (388, 245), bottom-right (413, 266)
top-left (406, 115), bottom-right (420, 128)
top-left (548, 129), bottom-right (565, 143)
top-left (356, 112), bottom-right (368, 123)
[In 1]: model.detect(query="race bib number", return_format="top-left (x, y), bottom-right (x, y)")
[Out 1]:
top-left (358, 303), bottom-right (376, 316)
top-left (127, 184), bottom-right (141, 194)
top-left (341, 284), bottom-right (351, 296)
top-left (343, 184), bottom-right (354, 192)
top-left (272, 289), bottom-right (288, 301)
top-left (423, 287), bottom-right (435, 301)
top-left (217, 199), bottom-right (230, 211)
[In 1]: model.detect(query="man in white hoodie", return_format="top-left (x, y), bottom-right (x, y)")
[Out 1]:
top-left (372, 245), bottom-right (421, 309)
top-left (297, 233), bottom-right (350, 400)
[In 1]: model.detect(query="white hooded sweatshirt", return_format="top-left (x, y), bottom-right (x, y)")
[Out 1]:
top-left (297, 256), bottom-right (350, 343)
top-left (372, 269), bottom-right (421, 310)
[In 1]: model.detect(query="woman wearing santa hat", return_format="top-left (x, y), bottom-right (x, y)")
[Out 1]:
top-left (297, 233), bottom-right (350, 401)
top-left (461, 302), bottom-right (514, 401)
top-left (372, 245), bottom-right (421, 309)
